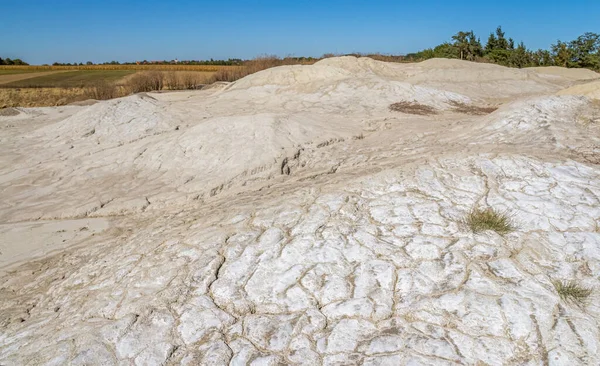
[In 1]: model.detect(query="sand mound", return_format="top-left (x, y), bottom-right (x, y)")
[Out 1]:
top-left (33, 94), bottom-right (178, 146)
top-left (409, 58), bottom-right (529, 80)
top-left (528, 66), bottom-right (600, 80)
top-left (224, 58), bottom-right (472, 114)
top-left (230, 57), bottom-right (591, 102)
top-left (230, 64), bottom-right (353, 89)
top-left (558, 80), bottom-right (600, 100)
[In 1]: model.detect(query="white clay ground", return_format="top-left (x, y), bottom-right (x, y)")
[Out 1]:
top-left (1, 57), bottom-right (600, 365)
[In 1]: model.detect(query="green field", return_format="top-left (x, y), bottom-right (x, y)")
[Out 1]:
top-left (3, 70), bottom-right (136, 88)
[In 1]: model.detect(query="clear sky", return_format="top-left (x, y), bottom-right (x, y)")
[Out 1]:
top-left (2, 0), bottom-right (598, 65)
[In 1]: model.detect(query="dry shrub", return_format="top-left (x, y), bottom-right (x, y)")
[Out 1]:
top-left (164, 71), bottom-right (179, 90)
top-left (210, 67), bottom-right (248, 82)
top-left (135, 71), bottom-right (213, 91)
top-left (126, 71), bottom-right (164, 93)
top-left (450, 101), bottom-right (498, 115)
top-left (389, 101), bottom-right (437, 115)
top-left (180, 72), bottom-right (204, 89)
top-left (86, 80), bottom-right (119, 100)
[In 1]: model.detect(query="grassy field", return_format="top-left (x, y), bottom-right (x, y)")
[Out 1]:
top-left (0, 64), bottom-right (231, 72)
top-left (1, 70), bottom-right (137, 88)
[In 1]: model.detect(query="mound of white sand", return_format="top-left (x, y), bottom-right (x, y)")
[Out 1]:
top-left (32, 94), bottom-right (179, 146)
top-left (2, 57), bottom-right (600, 365)
top-left (558, 79), bottom-right (600, 100)
top-left (528, 66), bottom-right (600, 80)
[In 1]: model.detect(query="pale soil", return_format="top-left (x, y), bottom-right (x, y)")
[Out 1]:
top-left (1, 57), bottom-right (600, 365)
top-left (0, 70), bottom-right (72, 85)
top-left (558, 79), bottom-right (600, 100)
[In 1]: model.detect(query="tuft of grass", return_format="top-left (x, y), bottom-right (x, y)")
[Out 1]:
top-left (553, 280), bottom-right (592, 306)
top-left (465, 207), bottom-right (515, 235)
top-left (389, 101), bottom-right (437, 115)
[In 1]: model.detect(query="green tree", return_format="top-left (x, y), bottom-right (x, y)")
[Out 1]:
top-left (467, 31), bottom-right (483, 60)
top-left (452, 31), bottom-right (470, 60)
top-left (551, 40), bottom-right (572, 67)
top-left (569, 32), bottom-right (600, 69)
top-left (485, 33), bottom-right (497, 53)
top-left (433, 42), bottom-right (459, 59)
top-left (510, 42), bottom-right (529, 68)
top-left (530, 49), bottom-right (553, 66)
top-left (495, 26), bottom-right (509, 50)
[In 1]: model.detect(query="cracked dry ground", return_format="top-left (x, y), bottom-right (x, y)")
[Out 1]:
top-left (2, 154), bottom-right (600, 365)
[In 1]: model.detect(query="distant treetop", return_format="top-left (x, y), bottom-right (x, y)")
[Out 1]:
top-left (0, 57), bottom-right (29, 65)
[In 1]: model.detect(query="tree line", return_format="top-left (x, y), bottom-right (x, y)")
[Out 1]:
top-left (0, 57), bottom-right (29, 65)
top-left (406, 26), bottom-right (600, 70)
top-left (50, 56), bottom-right (320, 67)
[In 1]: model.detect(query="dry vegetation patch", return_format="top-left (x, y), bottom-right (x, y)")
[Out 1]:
top-left (450, 101), bottom-right (498, 115)
top-left (389, 101), bottom-right (437, 115)
top-left (465, 208), bottom-right (515, 235)
top-left (0, 88), bottom-right (89, 108)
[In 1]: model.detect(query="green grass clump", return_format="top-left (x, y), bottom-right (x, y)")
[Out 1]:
top-left (465, 207), bottom-right (515, 235)
top-left (553, 280), bottom-right (592, 306)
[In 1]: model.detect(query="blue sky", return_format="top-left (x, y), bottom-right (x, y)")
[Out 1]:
top-left (2, 0), bottom-right (598, 65)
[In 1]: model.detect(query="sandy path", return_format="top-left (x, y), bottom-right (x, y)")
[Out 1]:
top-left (0, 70), bottom-right (72, 85)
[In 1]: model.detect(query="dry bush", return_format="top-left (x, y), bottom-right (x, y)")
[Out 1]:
top-left (164, 71), bottom-right (179, 90)
top-left (85, 80), bottom-right (120, 100)
top-left (126, 71), bottom-right (164, 93)
top-left (210, 67), bottom-right (247, 82)
top-left (389, 101), bottom-right (437, 115)
top-left (180, 72), bottom-right (206, 89)
top-left (450, 101), bottom-right (498, 115)
top-left (163, 71), bottom-right (214, 90)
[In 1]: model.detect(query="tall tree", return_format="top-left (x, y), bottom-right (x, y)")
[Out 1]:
top-left (467, 32), bottom-right (484, 60)
top-left (569, 32), bottom-right (600, 69)
top-left (452, 31), bottom-right (470, 60)
top-left (551, 40), bottom-right (572, 67)
top-left (510, 42), bottom-right (529, 68)
top-left (495, 26), bottom-right (509, 50)
top-left (485, 33), bottom-right (497, 53)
